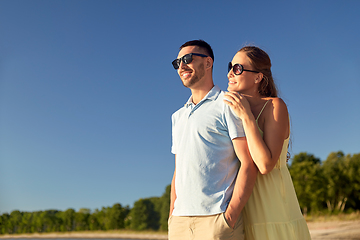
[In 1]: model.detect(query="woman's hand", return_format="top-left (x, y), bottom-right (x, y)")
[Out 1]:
top-left (224, 209), bottom-right (237, 229)
top-left (223, 92), bottom-right (252, 120)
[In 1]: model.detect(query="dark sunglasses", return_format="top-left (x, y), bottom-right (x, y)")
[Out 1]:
top-left (228, 62), bottom-right (259, 75)
top-left (172, 53), bottom-right (208, 69)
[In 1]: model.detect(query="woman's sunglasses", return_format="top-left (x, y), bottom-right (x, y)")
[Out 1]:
top-left (228, 62), bottom-right (259, 75)
top-left (172, 53), bottom-right (208, 69)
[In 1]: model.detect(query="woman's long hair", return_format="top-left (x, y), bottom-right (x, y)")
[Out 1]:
top-left (239, 46), bottom-right (292, 161)
top-left (239, 46), bottom-right (277, 97)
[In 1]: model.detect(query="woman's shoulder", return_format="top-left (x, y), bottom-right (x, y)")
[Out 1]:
top-left (263, 96), bottom-right (285, 104)
top-left (263, 97), bottom-right (288, 116)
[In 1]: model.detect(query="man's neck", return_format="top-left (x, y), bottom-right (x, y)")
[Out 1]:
top-left (190, 83), bottom-right (215, 105)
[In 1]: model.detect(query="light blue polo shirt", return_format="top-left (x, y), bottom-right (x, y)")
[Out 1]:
top-left (171, 85), bottom-right (245, 216)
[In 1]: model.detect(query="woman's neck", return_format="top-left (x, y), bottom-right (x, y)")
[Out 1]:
top-left (241, 93), bottom-right (263, 106)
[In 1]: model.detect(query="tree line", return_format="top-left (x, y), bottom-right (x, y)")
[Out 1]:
top-left (289, 151), bottom-right (360, 215)
top-left (0, 184), bottom-right (170, 234)
top-left (1, 151), bottom-right (359, 234)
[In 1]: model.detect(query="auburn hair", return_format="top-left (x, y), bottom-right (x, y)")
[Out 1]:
top-left (239, 46), bottom-right (277, 97)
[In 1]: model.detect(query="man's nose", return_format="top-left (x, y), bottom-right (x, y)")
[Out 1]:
top-left (179, 60), bottom-right (188, 69)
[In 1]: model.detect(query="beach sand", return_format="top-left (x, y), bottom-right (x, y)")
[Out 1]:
top-left (1, 220), bottom-right (360, 239)
top-left (0, 231), bottom-right (168, 239)
top-left (307, 220), bottom-right (360, 239)
top-left (0, 231), bottom-right (167, 240)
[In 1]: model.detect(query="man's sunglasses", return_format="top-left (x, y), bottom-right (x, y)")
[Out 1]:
top-left (228, 62), bottom-right (259, 75)
top-left (172, 53), bottom-right (208, 69)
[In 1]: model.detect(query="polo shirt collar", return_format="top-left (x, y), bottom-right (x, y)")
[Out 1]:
top-left (185, 85), bottom-right (221, 108)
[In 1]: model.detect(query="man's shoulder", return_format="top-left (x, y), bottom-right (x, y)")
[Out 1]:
top-left (171, 104), bottom-right (187, 119)
top-left (216, 90), bottom-right (226, 100)
top-left (209, 89), bottom-right (227, 107)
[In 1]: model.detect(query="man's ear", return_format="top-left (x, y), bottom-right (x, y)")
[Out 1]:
top-left (206, 57), bottom-right (213, 69)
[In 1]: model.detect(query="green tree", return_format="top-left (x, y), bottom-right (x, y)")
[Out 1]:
top-left (130, 198), bottom-right (158, 230)
top-left (289, 152), bottom-right (325, 214)
top-left (94, 204), bottom-right (129, 230)
top-left (20, 212), bottom-right (33, 233)
top-left (97, 207), bottom-right (111, 230)
top-left (74, 209), bottom-right (90, 231)
top-left (59, 209), bottom-right (75, 231)
top-left (323, 151), bottom-right (350, 212)
top-left (31, 211), bottom-right (44, 233)
top-left (88, 209), bottom-right (101, 230)
top-left (344, 153), bottom-right (360, 211)
top-left (107, 203), bottom-right (129, 230)
top-left (0, 213), bottom-right (11, 234)
top-left (42, 210), bottom-right (61, 232)
top-left (10, 210), bottom-right (22, 233)
top-left (148, 197), bottom-right (161, 230)
top-left (159, 185), bottom-right (171, 231)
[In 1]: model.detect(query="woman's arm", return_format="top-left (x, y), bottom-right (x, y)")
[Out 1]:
top-left (225, 137), bottom-right (258, 228)
top-left (169, 158), bottom-right (176, 217)
top-left (224, 93), bottom-right (289, 174)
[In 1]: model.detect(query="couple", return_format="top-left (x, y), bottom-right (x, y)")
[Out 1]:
top-left (168, 40), bottom-right (311, 240)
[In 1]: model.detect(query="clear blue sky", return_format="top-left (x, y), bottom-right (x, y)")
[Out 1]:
top-left (1, 0), bottom-right (359, 214)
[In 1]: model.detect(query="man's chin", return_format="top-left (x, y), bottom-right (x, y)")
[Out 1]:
top-left (182, 79), bottom-right (194, 88)
top-left (182, 82), bottom-right (192, 88)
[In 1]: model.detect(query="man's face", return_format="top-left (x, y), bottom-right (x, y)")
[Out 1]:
top-left (177, 46), bottom-right (206, 89)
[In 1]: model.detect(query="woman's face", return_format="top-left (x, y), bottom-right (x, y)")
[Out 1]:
top-left (227, 51), bottom-right (259, 94)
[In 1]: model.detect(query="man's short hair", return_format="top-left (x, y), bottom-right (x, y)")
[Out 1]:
top-left (180, 39), bottom-right (214, 62)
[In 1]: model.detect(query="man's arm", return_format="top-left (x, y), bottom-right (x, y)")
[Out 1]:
top-left (169, 156), bottom-right (177, 217)
top-left (225, 137), bottom-right (258, 228)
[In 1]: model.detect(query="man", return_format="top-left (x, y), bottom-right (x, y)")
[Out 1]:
top-left (169, 39), bottom-right (258, 240)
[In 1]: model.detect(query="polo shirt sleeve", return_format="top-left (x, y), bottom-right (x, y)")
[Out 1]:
top-left (171, 113), bottom-right (177, 154)
top-left (224, 104), bottom-right (245, 140)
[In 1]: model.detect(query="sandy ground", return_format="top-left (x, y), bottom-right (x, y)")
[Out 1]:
top-left (1, 220), bottom-right (360, 239)
top-left (0, 231), bottom-right (168, 239)
top-left (307, 220), bottom-right (360, 239)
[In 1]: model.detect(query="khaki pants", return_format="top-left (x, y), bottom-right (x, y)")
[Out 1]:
top-left (168, 213), bottom-right (244, 240)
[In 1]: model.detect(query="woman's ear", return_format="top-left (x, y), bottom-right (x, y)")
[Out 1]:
top-left (255, 72), bottom-right (263, 83)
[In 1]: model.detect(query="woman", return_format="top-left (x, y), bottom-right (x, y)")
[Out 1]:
top-left (224, 46), bottom-right (311, 240)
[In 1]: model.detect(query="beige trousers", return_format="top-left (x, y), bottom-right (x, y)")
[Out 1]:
top-left (168, 213), bottom-right (244, 240)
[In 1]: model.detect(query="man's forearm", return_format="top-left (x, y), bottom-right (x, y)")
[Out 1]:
top-left (226, 160), bottom-right (257, 225)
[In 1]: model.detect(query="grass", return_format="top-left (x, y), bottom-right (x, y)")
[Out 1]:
top-left (305, 210), bottom-right (360, 222)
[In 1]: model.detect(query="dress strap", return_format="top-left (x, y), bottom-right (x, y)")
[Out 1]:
top-left (256, 100), bottom-right (270, 122)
